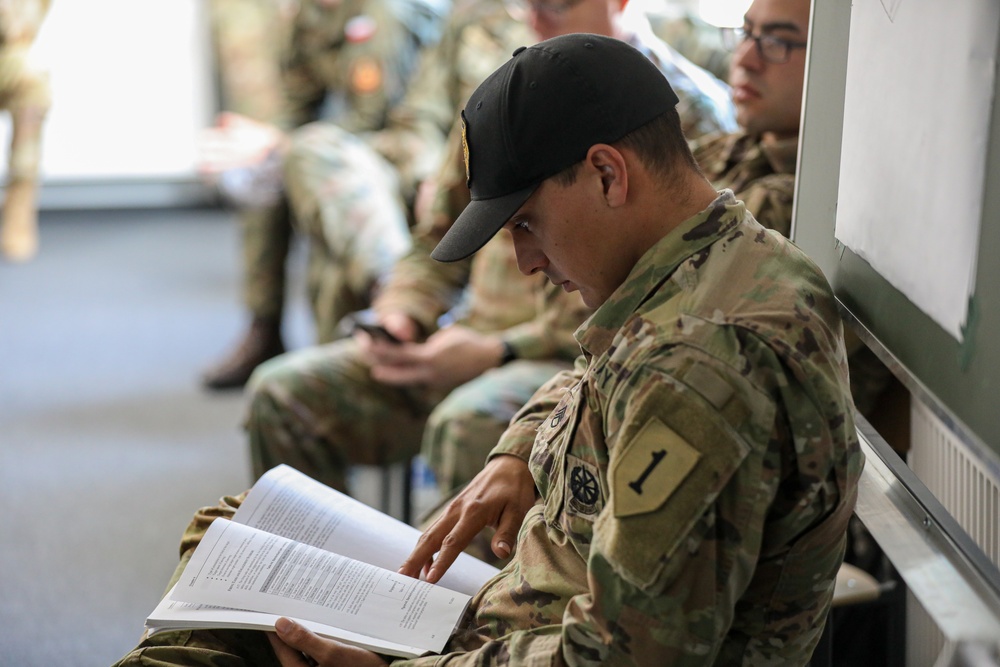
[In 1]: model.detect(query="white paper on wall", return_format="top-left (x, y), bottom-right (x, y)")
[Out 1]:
top-left (834, 0), bottom-right (998, 342)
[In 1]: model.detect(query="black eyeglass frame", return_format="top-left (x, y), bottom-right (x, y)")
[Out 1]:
top-left (720, 27), bottom-right (807, 64)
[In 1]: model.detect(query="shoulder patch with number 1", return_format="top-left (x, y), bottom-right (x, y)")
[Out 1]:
top-left (613, 418), bottom-right (701, 518)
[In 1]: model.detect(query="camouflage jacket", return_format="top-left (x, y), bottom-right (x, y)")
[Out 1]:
top-left (372, 3), bottom-right (589, 362)
top-left (692, 131), bottom-right (798, 238)
top-left (373, 16), bottom-right (741, 361)
top-left (369, 0), bottom-right (532, 203)
top-left (373, 112), bottom-right (592, 362)
top-left (397, 191), bottom-right (863, 666)
top-left (279, 0), bottom-right (447, 133)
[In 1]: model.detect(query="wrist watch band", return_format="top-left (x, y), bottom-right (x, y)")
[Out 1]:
top-left (499, 340), bottom-right (517, 365)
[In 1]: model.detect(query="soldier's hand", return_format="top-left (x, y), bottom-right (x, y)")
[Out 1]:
top-left (377, 312), bottom-right (422, 343)
top-left (199, 112), bottom-right (285, 175)
top-left (268, 617), bottom-right (387, 667)
top-left (367, 325), bottom-right (506, 390)
top-left (399, 455), bottom-right (537, 583)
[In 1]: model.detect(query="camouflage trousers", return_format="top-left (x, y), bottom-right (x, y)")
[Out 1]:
top-left (245, 337), bottom-right (570, 496)
top-left (285, 123), bottom-right (412, 343)
top-left (110, 353), bottom-right (570, 666)
top-left (111, 494), bottom-right (282, 667)
top-left (240, 201), bottom-right (292, 321)
top-left (240, 123), bottom-right (412, 342)
top-left (109, 510), bottom-right (561, 667)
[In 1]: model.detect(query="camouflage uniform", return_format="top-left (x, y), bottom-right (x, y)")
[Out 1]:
top-left (239, 1), bottom-right (549, 496)
top-left (623, 12), bottom-right (736, 141)
top-left (646, 4), bottom-right (733, 83)
top-left (236, 0), bottom-right (446, 340)
top-left (395, 190), bottom-right (863, 666)
top-left (0, 0), bottom-right (51, 261)
top-left (111, 192), bottom-right (862, 667)
top-left (692, 130), bottom-right (798, 238)
top-left (247, 169), bottom-right (591, 495)
top-left (692, 131), bottom-right (892, 415)
top-left (207, 0), bottom-right (293, 124)
top-left (248, 2), bottom-right (747, 493)
top-left (278, 0), bottom-right (529, 343)
top-left (397, 11), bottom-right (737, 488)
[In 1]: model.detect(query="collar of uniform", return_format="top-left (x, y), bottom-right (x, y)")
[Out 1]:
top-left (575, 189), bottom-right (745, 358)
top-left (759, 134), bottom-right (799, 174)
top-left (718, 132), bottom-right (798, 176)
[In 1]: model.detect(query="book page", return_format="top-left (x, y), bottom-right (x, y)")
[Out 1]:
top-left (147, 586), bottom-right (424, 658)
top-left (234, 465), bottom-right (499, 596)
top-left (171, 519), bottom-right (467, 655)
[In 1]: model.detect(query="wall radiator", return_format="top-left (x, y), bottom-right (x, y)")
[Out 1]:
top-left (906, 400), bottom-right (1000, 665)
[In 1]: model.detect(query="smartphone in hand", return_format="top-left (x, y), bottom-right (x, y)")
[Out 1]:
top-left (350, 311), bottom-right (402, 344)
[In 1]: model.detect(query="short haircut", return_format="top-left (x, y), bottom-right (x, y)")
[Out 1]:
top-left (551, 108), bottom-right (699, 187)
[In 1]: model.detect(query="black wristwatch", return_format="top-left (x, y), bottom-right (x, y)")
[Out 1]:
top-left (499, 340), bottom-right (517, 366)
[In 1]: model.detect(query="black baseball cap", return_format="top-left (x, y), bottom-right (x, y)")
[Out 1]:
top-left (431, 33), bottom-right (679, 263)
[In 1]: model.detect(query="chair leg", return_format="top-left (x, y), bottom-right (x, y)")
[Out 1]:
top-left (379, 458), bottom-right (415, 524)
top-left (402, 458), bottom-right (414, 525)
top-left (811, 616), bottom-right (834, 667)
top-left (380, 465), bottom-right (392, 516)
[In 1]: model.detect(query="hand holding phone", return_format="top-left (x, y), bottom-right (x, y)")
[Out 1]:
top-left (353, 321), bottom-right (402, 344)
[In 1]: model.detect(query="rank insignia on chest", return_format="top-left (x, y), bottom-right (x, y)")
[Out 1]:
top-left (549, 405), bottom-right (567, 428)
top-left (565, 454), bottom-right (603, 519)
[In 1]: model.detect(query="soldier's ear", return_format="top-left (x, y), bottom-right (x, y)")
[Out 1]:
top-left (586, 144), bottom-right (628, 208)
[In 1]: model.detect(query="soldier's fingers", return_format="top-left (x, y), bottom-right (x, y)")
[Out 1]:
top-left (492, 505), bottom-right (528, 560)
top-left (273, 618), bottom-right (387, 667)
top-left (266, 629), bottom-right (313, 667)
top-left (398, 510), bottom-right (458, 578)
top-left (425, 507), bottom-right (493, 583)
top-left (491, 473), bottom-right (537, 560)
top-left (380, 313), bottom-right (420, 343)
top-left (370, 362), bottom-right (429, 386)
top-left (366, 340), bottom-right (421, 364)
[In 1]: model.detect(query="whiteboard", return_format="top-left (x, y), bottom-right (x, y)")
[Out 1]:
top-left (834, 0), bottom-right (999, 342)
top-left (795, 0), bottom-right (1000, 455)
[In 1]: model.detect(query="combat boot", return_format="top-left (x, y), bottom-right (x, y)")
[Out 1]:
top-left (1, 179), bottom-right (39, 261)
top-left (201, 316), bottom-right (285, 390)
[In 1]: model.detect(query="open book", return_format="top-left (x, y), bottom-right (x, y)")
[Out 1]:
top-left (145, 464), bottom-right (500, 658)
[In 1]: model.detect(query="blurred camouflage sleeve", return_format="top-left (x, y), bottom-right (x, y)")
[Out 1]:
top-left (410, 365), bottom-right (841, 665)
top-left (736, 173), bottom-right (795, 238)
top-left (374, 120), bottom-right (473, 334)
top-left (367, 9), bottom-right (466, 201)
top-left (497, 279), bottom-right (590, 363)
top-left (488, 362), bottom-right (586, 462)
top-left (691, 132), bottom-right (796, 239)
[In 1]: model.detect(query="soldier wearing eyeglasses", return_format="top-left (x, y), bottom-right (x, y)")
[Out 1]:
top-left (692, 0), bottom-right (809, 239)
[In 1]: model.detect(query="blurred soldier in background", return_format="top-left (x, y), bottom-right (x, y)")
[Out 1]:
top-left (0, 0), bottom-right (51, 262)
top-left (244, 0), bottom-right (738, 500)
top-left (206, 0), bottom-right (296, 125)
top-left (200, 0), bottom-right (448, 390)
top-left (647, 0), bottom-right (732, 82)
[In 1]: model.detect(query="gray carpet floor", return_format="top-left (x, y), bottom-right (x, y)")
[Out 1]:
top-left (0, 207), bottom-right (314, 666)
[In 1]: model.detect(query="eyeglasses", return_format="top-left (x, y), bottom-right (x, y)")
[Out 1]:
top-left (504, 0), bottom-right (586, 22)
top-left (720, 27), bottom-right (807, 64)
